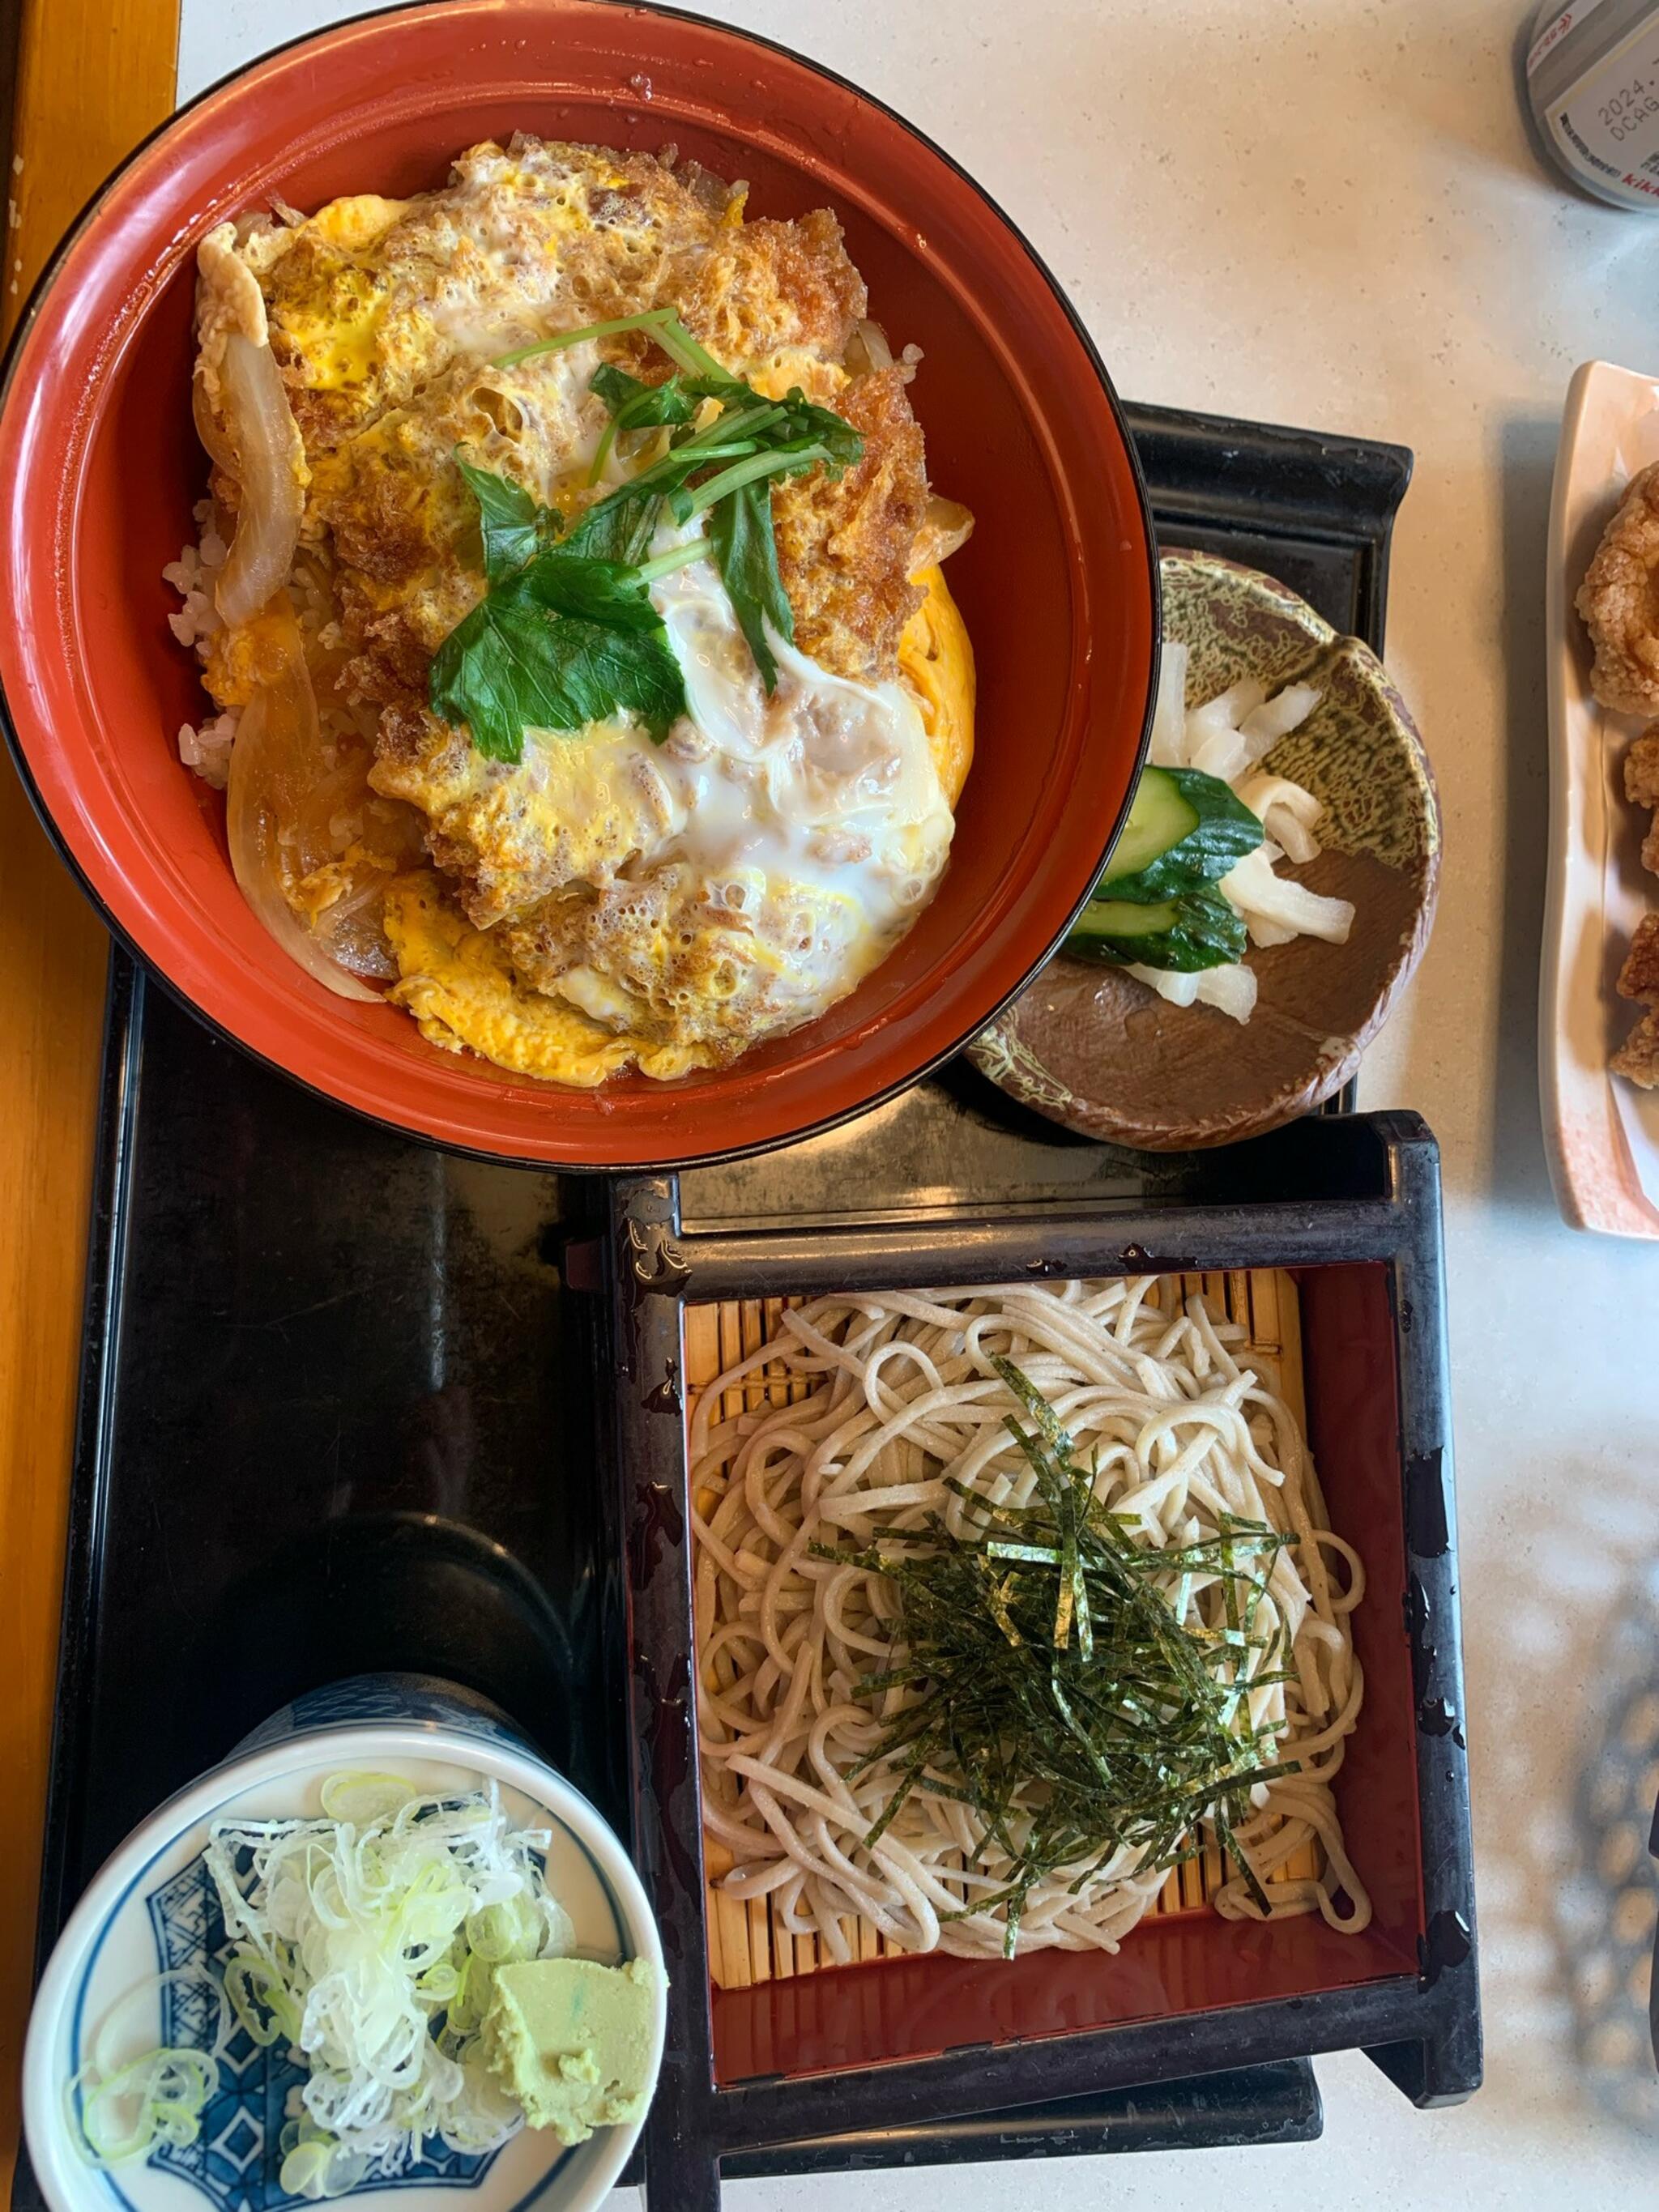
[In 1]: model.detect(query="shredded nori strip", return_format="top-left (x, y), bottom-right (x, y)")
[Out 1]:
top-left (809, 1356), bottom-right (1301, 1954)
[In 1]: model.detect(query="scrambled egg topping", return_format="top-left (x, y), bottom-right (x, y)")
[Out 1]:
top-left (902, 565), bottom-right (975, 808)
top-left (385, 564), bottom-right (970, 1087)
top-left (383, 872), bottom-right (714, 1086)
top-left (191, 136), bottom-right (975, 1088)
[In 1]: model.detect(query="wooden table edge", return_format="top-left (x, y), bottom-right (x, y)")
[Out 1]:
top-left (1, 0), bottom-right (180, 2192)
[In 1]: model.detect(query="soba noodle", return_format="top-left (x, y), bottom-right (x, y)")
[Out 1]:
top-left (690, 1279), bottom-right (1370, 1962)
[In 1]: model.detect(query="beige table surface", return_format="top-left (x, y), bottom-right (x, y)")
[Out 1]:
top-left (6, 2), bottom-right (1659, 2207)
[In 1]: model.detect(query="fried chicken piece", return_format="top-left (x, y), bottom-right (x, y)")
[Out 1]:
top-left (1626, 729), bottom-right (1659, 808)
top-left (1611, 914), bottom-right (1659, 1087)
top-left (1628, 731), bottom-right (1659, 871)
top-left (1612, 1010), bottom-right (1659, 1087)
top-left (1625, 731), bottom-right (1659, 875)
top-left (1618, 914), bottom-right (1659, 1004)
top-left (1577, 462), bottom-right (1659, 714)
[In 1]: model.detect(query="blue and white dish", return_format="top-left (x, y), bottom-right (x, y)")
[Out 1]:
top-left (23, 1676), bottom-right (666, 2212)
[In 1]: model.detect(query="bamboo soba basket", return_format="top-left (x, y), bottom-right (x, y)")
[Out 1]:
top-left (686, 1268), bottom-right (1325, 1992)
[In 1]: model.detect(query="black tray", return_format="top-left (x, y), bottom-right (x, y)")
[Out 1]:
top-left (20, 401), bottom-right (1444, 2204)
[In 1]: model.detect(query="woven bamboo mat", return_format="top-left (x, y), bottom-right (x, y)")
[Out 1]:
top-left (687, 1269), bottom-right (1320, 1991)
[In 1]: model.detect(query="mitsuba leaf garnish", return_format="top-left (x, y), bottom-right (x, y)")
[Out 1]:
top-left (766, 389), bottom-right (864, 472)
top-left (515, 548), bottom-right (667, 633)
top-left (430, 311), bottom-right (865, 761)
top-left (429, 562), bottom-right (685, 765)
top-left (706, 477), bottom-right (795, 693)
top-left (807, 1355), bottom-right (1303, 1956)
top-left (558, 485), bottom-right (662, 570)
top-left (587, 364), bottom-right (697, 487)
top-left (589, 362), bottom-right (700, 424)
top-left (453, 455), bottom-right (549, 582)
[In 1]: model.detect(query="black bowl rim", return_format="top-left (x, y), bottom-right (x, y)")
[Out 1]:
top-left (0, 0), bottom-right (1159, 1175)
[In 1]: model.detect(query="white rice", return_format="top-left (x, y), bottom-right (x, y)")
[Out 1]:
top-left (164, 505), bottom-right (353, 791)
top-left (177, 709), bottom-right (240, 788)
top-left (164, 500), bottom-right (238, 789)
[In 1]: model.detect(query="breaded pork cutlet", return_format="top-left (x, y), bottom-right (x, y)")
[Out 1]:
top-left (353, 146), bottom-right (936, 930)
top-left (177, 134), bottom-right (975, 1089)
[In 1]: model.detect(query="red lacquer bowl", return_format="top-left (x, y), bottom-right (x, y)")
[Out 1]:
top-left (0, 0), bottom-right (1156, 1170)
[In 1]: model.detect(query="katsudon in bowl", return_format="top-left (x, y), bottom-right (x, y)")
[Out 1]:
top-left (0, 0), bottom-right (1157, 1166)
top-left (175, 135), bottom-right (978, 1088)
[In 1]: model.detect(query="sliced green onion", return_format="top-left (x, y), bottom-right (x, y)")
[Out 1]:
top-left (224, 1953), bottom-right (301, 2047)
top-left (92, 1967), bottom-right (228, 2076)
top-left (319, 1771), bottom-right (417, 1824)
top-left (197, 1772), bottom-right (574, 2183)
top-left (68, 1964), bottom-right (228, 2165)
top-left (66, 2048), bottom-right (219, 2167)
top-left (465, 1887), bottom-right (545, 1965)
top-left (279, 2142), bottom-right (335, 2199)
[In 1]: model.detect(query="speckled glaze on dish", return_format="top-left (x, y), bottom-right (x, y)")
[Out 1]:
top-left (970, 550), bottom-right (1439, 1151)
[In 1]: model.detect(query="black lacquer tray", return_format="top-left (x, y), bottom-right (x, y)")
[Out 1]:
top-left (19, 403), bottom-right (1478, 2206)
top-left (605, 1107), bottom-right (1478, 2210)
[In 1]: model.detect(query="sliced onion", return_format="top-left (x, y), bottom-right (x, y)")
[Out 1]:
top-left (914, 493), bottom-right (975, 569)
top-left (316, 892), bottom-right (403, 982)
top-left (230, 709), bottom-right (380, 1000)
top-left (191, 371), bottom-right (237, 476)
top-left (845, 318), bottom-right (894, 373)
top-left (211, 334), bottom-right (304, 629)
top-left (226, 607), bottom-right (381, 1002)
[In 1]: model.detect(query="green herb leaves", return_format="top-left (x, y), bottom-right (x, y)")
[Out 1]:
top-left (429, 313), bottom-right (864, 764)
top-left (706, 478), bottom-right (795, 693)
top-left (587, 364), bottom-right (699, 486)
top-left (430, 549), bottom-right (687, 761)
top-left (558, 484), bottom-right (662, 570)
top-left (495, 305), bottom-right (733, 379)
top-left (590, 362), bottom-right (701, 424)
top-left (761, 389), bottom-right (865, 473)
top-left (454, 457), bottom-right (551, 582)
